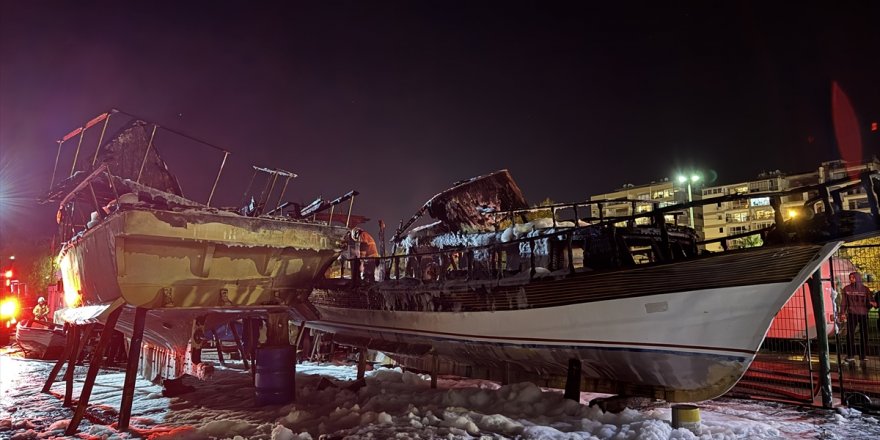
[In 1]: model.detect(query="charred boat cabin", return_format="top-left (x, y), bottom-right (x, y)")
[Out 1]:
top-left (41, 109), bottom-right (360, 433)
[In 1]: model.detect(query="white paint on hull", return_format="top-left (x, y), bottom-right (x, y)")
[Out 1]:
top-left (307, 242), bottom-right (840, 401)
top-left (314, 282), bottom-right (792, 356)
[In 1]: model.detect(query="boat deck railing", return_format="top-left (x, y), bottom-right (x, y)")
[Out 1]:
top-left (50, 109), bottom-right (233, 206)
top-left (490, 171), bottom-right (878, 236)
top-left (47, 109), bottom-right (363, 244)
top-left (332, 171), bottom-right (880, 286)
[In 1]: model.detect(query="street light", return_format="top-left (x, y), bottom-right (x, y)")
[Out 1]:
top-left (677, 174), bottom-right (701, 229)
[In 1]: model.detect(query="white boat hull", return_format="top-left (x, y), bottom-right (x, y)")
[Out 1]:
top-left (56, 207), bottom-right (346, 359)
top-left (308, 242), bottom-right (840, 401)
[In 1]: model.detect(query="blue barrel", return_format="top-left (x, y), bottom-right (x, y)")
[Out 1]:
top-left (255, 346), bottom-right (296, 405)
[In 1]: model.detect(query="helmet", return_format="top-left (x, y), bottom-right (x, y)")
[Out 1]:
top-left (350, 228), bottom-right (362, 240)
top-left (38, 297), bottom-right (46, 303)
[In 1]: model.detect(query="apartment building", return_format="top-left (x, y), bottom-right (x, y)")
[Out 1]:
top-left (701, 172), bottom-right (795, 252)
top-left (587, 158), bottom-right (878, 252)
top-left (589, 178), bottom-right (703, 233)
top-left (701, 159), bottom-right (879, 251)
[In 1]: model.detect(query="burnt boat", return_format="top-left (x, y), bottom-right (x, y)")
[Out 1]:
top-left (45, 110), bottom-right (352, 374)
top-left (308, 169), bottom-right (880, 402)
top-left (15, 322), bottom-right (66, 359)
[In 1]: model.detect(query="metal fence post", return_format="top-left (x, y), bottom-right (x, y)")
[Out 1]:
top-left (808, 271), bottom-right (833, 408)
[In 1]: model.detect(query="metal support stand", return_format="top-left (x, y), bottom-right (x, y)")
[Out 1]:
top-left (119, 307), bottom-right (147, 432)
top-left (229, 321), bottom-right (249, 370)
top-left (213, 331), bottom-right (226, 367)
top-left (357, 348), bottom-right (367, 381)
top-left (310, 332), bottom-right (322, 360)
top-left (244, 318), bottom-right (258, 381)
top-left (66, 307), bottom-right (122, 435)
top-left (64, 323), bottom-right (95, 382)
top-left (42, 325), bottom-right (75, 393)
top-left (63, 325), bottom-right (81, 407)
top-left (430, 353), bottom-right (439, 389)
top-left (294, 321), bottom-right (307, 359)
top-left (292, 349), bottom-right (298, 403)
top-left (808, 272), bottom-right (833, 408)
top-left (564, 358), bottom-right (582, 401)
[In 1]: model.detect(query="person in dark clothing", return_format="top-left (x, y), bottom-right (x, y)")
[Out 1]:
top-left (876, 289), bottom-right (880, 337)
top-left (191, 316), bottom-right (207, 365)
top-left (841, 272), bottom-right (877, 362)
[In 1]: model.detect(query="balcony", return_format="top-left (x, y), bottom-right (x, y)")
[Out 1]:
top-left (726, 200), bottom-right (749, 210)
top-left (725, 214), bottom-right (750, 223)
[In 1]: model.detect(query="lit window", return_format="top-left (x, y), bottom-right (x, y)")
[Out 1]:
top-left (750, 197), bottom-right (770, 207)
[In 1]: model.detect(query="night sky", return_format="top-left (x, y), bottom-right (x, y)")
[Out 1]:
top-left (1, 1), bottom-right (878, 255)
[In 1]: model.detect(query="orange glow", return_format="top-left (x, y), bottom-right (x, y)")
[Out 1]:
top-left (3, 270), bottom-right (11, 279)
top-left (59, 254), bottom-right (83, 307)
top-left (872, 122), bottom-right (878, 132)
top-left (64, 290), bottom-right (82, 308)
top-left (0, 297), bottom-right (19, 319)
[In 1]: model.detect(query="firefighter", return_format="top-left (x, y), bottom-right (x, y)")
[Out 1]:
top-left (349, 228), bottom-right (379, 280)
top-left (33, 297), bottom-right (49, 322)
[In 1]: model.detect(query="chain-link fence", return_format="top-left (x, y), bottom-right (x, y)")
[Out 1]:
top-left (833, 243), bottom-right (880, 406)
top-left (730, 240), bottom-right (880, 409)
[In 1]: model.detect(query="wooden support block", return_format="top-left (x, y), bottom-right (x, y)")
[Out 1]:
top-left (66, 307), bottom-right (122, 435)
top-left (118, 307), bottom-right (147, 432)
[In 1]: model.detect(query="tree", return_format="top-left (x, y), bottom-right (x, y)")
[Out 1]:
top-left (839, 237), bottom-right (880, 292)
top-left (24, 252), bottom-right (57, 299)
top-left (739, 234), bottom-right (764, 249)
